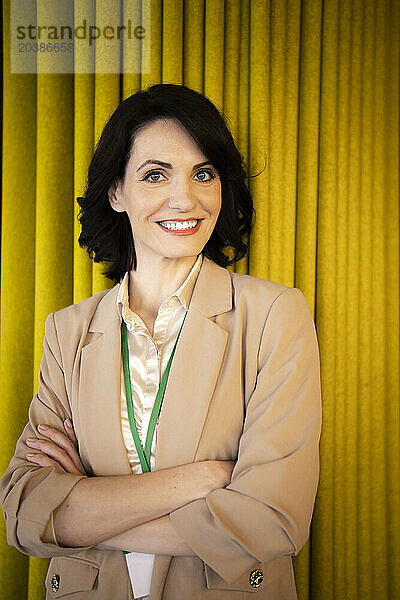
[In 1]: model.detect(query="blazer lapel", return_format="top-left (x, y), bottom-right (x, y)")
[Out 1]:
top-left (155, 255), bottom-right (232, 469)
top-left (78, 284), bottom-right (132, 476)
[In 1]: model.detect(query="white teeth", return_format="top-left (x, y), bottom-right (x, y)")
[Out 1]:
top-left (159, 220), bottom-right (198, 231)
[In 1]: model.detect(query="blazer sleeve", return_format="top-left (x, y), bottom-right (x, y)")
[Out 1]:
top-left (169, 287), bottom-right (322, 583)
top-left (0, 312), bottom-right (93, 558)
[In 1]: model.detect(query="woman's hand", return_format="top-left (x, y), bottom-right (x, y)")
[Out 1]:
top-left (25, 419), bottom-right (87, 475)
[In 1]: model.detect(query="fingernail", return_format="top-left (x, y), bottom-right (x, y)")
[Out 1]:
top-left (26, 453), bottom-right (36, 458)
top-left (26, 438), bottom-right (37, 444)
top-left (64, 418), bottom-right (72, 428)
top-left (37, 424), bottom-right (48, 431)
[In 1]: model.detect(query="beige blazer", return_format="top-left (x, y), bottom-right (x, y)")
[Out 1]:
top-left (0, 255), bottom-right (322, 600)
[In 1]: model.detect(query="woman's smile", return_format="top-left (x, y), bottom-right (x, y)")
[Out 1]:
top-left (156, 218), bottom-right (202, 235)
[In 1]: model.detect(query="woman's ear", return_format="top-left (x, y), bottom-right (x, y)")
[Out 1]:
top-left (108, 180), bottom-right (125, 213)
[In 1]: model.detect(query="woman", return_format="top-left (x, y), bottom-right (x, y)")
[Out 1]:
top-left (0, 84), bottom-right (322, 600)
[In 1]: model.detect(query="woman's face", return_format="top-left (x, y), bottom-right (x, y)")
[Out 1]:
top-left (108, 117), bottom-right (222, 267)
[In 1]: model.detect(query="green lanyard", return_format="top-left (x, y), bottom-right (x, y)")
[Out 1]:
top-left (121, 310), bottom-right (188, 474)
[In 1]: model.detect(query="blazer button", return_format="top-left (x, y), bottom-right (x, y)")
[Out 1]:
top-left (51, 574), bottom-right (60, 593)
top-left (249, 569), bottom-right (264, 588)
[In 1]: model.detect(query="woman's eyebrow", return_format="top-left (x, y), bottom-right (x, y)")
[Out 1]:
top-left (136, 159), bottom-right (213, 172)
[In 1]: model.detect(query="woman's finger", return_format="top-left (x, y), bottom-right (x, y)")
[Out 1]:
top-left (26, 437), bottom-right (81, 474)
top-left (63, 418), bottom-right (78, 445)
top-left (36, 424), bottom-right (86, 475)
top-left (26, 452), bottom-right (67, 473)
top-left (26, 436), bottom-right (85, 475)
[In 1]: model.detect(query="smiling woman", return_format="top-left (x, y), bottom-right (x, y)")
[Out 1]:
top-left (106, 117), bottom-right (222, 323)
top-left (0, 84), bottom-right (322, 600)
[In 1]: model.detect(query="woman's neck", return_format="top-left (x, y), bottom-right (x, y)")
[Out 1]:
top-left (128, 254), bottom-right (199, 317)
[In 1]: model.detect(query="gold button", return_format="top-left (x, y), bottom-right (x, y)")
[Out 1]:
top-left (51, 574), bottom-right (60, 593)
top-left (249, 568), bottom-right (264, 588)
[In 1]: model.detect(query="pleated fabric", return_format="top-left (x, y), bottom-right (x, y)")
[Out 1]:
top-left (0, 1), bottom-right (398, 599)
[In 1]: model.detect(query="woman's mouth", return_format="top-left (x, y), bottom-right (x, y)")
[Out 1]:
top-left (156, 219), bottom-right (202, 235)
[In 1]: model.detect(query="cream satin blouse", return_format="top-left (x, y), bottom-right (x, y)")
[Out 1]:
top-left (115, 253), bottom-right (203, 598)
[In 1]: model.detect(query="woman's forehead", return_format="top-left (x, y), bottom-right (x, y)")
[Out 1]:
top-left (129, 119), bottom-right (209, 164)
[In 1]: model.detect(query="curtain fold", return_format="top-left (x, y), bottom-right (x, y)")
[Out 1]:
top-left (1, 1), bottom-right (398, 599)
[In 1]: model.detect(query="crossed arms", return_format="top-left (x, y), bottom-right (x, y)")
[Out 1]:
top-left (0, 287), bottom-right (322, 583)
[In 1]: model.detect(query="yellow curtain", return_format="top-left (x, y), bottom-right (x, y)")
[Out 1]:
top-left (1, 1), bottom-right (398, 599)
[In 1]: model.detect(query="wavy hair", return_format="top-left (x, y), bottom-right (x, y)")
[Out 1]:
top-left (77, 83), bottom-right (257, 283)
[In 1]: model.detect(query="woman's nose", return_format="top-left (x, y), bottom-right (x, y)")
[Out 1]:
top-left (166, 179), bottom-right (197, 211)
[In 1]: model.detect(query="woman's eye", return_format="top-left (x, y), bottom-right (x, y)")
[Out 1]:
top-left (143, 170), bottom-right (165, 183)
top-left (195, 169), bottom-right (216, 182)
top-left (142, 168), bottom-right (216, 183)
